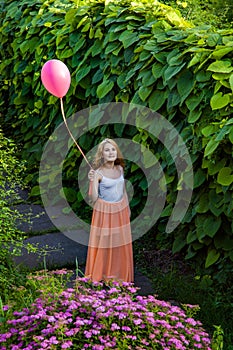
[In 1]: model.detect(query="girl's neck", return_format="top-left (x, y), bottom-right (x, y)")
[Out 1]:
top-left (103, 161), bottom-right (115, 169)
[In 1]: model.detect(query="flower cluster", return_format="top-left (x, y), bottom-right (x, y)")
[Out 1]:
top-left (0, 275), bottom-right (212, 349)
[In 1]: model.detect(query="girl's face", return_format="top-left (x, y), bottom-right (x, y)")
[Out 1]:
top-left (102, 142), bottom-right (117, 163)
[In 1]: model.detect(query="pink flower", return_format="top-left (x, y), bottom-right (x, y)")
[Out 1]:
top-left (84, 330), bottom-right (92, 339)
top-left (61, 340), bottom-right (73, 348)
top-left (193, 334), bottom-right (201, 342)
top-left (186, 317), bottom-right (197, 326)
top-left (111, 323), bottom-right (120, 331)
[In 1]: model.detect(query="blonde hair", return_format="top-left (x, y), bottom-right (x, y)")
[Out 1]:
top-left (92, 138), bottom-right (125, 169)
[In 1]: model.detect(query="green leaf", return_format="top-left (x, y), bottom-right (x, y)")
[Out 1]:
top-left (119, 30), bottom-right (138, 48)
top-left (167, 91), bottom-right (181, 108)
top-left (172, 235), bottom-right (186, 254)
top-left (212, 72), bottom-right (231, 81)
top-left (204, 216), bottom-right (221, 238)
top-left (217, 167), bottom-right (233, 186)
top-left (131, 163), bottom-right (139, 172)
top-left (163, 62), bottom-right (186, 81)
top-left (215, 125), bottom-right (231, 141)
top-left (65, 9), bottom-right (77, 23)
top-left (214, 235), bottom-right (233, 251)
top-left (34, 100), bottom-right (43, 109)
top-left (114, 123), bottom-right (125, 137)
top-left (20, 37), bottom-right (39, 54)
top-left (177, 70), bottom-right (194, 102)
top-left (194, 168), bottom-right (206, 188)
top-left (62, 207), bottom-right (72, 214)
top-left (91, 39), bottom-right (102, 56)
top-left (186, 93), bottom-right (204, 112)
top-left (62, 187), bottom-right (77, 203)
top-left (131, 91), bottom-right (145, 105)
top-left (187, 231), bottom-right (197, 244)
top-left (139, 177), bottom-right (148, 191)
top-left (81, 22), bottom-right (91, 33)
top-left (195, 70), bottom-right (212, 82)
top-left (166, 10), bottom-right (188, 27)
top-left (138, 86), bottom-right (153, 101)
top-left (201, 125), bottom-right (215, 137)
top-left (143, 149), bottom-right (158, 168)
top-left (205, 248), bottom-right (220, 268)
top-left (96, 80), bottom-right (114, 99)
top-left (60, 48), bottom-right (73, 59)
top-left (30, 186), bottom-right (40, 196)
top-left (209, 201), bottom-right (223, 216)
top-left (152, 62), bottom-right (164, 79)
top-left (148, 90), bottom-right (167, 111)
top-left (210, 92), bottom-right (230, 110)
top-left (92, 69), bottom-right (103, 84)
top-left (202, 158), bottom-right (226, 175)
top-left (195, 193), bottom-right (209, 213)
top-left (188, 109), bottom-right (202, 123)
top-left (161, 204), bottom-right (172, 217)
top-left (105, 42), bottom-right (120, 55)
top-left (204, 139), bottom-right (220, 157)
top-left (187, 51), bottom-right (209, 68)
top-left (141, 69), bottom-right (157, 87)
top-left (229, 74), bottom-right (233, 92)
top-left (207, 60), bottom-right (233, 74)
top-left (212, 47), bottom-right (233, 60)
top-left (206, 34), bottom-right (221, 47)
top-left (190, 212), bottom-right (203, 237)
top-left (14, 95), bottom-right (29, 105)
top-left (73, 37), bottom-right (86, 52)
top-left (229, 128), bottom-right (233, 144)
top-left (76, 66), bottom-right (91, 83)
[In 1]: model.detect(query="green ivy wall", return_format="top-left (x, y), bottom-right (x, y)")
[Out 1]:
top-left (0, 0), bottom-right (233, 271)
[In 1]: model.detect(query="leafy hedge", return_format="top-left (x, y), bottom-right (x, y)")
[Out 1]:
top-left (0, 0), bottom-right (233, 272)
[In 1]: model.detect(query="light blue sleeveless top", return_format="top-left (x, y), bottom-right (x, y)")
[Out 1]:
top-left (98, 170), bottom-right (125, 203)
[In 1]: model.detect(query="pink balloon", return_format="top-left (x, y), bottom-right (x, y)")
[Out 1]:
top-left (41, 59), bottom-right (71, 98)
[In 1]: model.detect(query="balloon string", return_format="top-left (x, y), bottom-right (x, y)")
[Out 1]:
top-left (60, 98), bottom-right (92, 169)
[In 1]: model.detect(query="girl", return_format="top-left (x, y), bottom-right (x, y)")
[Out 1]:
top-left (85, 138), bottom-right (134, 282)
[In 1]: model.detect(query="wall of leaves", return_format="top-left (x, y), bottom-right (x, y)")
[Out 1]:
top-left (0, 0), bottom-right (233, 271)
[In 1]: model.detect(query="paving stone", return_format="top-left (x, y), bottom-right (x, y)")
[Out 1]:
top-left (13, 232), bottom-right (88, 270)
top-left (14, 203), bottom-right (57, 233)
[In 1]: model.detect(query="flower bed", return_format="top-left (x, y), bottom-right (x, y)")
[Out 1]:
top-left (0, 272), bottom-right (212, 349)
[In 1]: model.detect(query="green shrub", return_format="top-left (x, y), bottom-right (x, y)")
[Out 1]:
top-left (0, 130), bottom-right (29, 298)
top-left (0, 0), bottom-right (232, 274)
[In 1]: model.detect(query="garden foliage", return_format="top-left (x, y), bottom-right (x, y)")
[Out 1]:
top-left (0, 130), bottom-right (27, 296)
top-left (0, 0), bottom-right (233, 271)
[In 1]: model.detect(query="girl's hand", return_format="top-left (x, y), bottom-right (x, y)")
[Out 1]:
top-left (88, 169), bottom-right (95, 181)
top-left (88, 169), bottom-right (102, 204)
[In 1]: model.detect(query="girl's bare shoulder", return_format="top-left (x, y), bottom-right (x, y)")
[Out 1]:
top-left (117, 165), bottom-right (124, 173)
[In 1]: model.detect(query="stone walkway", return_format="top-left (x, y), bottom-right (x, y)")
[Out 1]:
top-left (14, 189), bottom-right (155, 296)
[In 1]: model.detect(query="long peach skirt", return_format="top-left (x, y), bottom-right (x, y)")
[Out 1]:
top-left (85, 195), bottom-right (134, 282)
